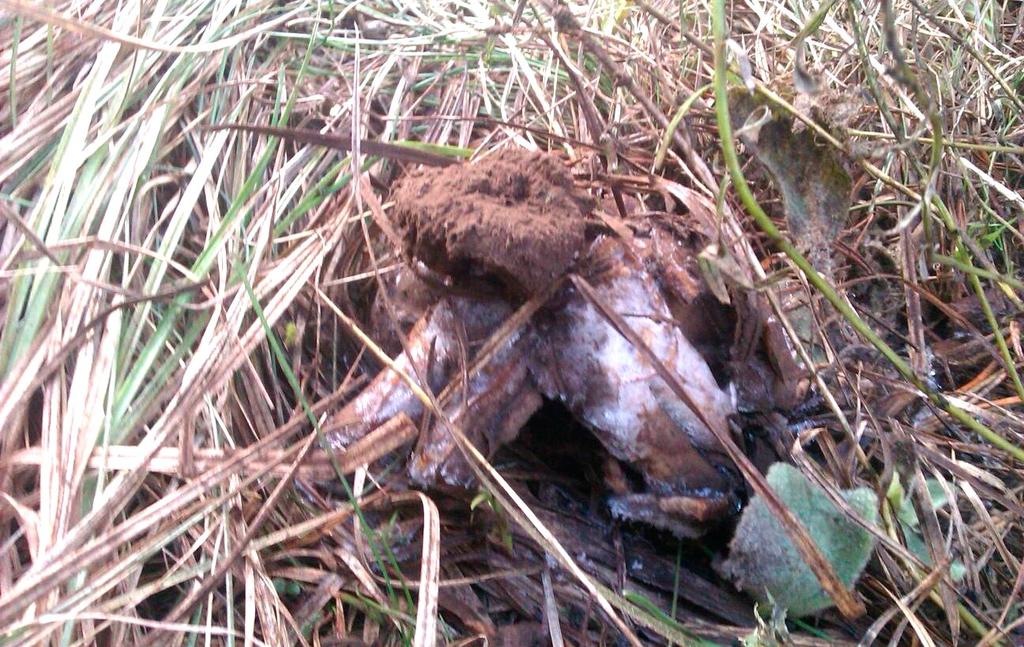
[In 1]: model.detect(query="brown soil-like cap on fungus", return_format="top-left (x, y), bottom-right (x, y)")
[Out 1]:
top-left (390, 149), bottom-right (593, 298)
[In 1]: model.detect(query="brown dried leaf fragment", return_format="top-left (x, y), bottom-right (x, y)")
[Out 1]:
top-left (729, 90), bottom-right (852, 278)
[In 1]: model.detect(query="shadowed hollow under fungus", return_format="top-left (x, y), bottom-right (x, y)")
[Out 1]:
top-left (326, 148), bottom-right (801, 538)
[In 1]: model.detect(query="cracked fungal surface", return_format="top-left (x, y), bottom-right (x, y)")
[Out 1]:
top-left (389, 148), bottom-right (593, 299)
top-left (327, 150), bottom-right (743, 537)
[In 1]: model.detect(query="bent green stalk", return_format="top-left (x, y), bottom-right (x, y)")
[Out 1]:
top-left (709, 0), bottom-right (1024, 463)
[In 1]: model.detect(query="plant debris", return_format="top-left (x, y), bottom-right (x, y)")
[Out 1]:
top-left (729, 89), bottom-right (852, 279)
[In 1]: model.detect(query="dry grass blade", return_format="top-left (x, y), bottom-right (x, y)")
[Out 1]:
top-left (409, 492), bottom-right (441, 647)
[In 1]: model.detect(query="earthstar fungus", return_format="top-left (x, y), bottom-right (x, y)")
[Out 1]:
top-left (327, 149), bottom-right (755, 537)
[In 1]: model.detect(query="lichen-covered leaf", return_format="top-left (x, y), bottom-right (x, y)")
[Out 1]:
top-left (718, 463), bottom-right (879, 618)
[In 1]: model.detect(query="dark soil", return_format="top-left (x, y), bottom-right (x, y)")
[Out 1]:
top-left (390, 149), bottom-right (593, 298)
